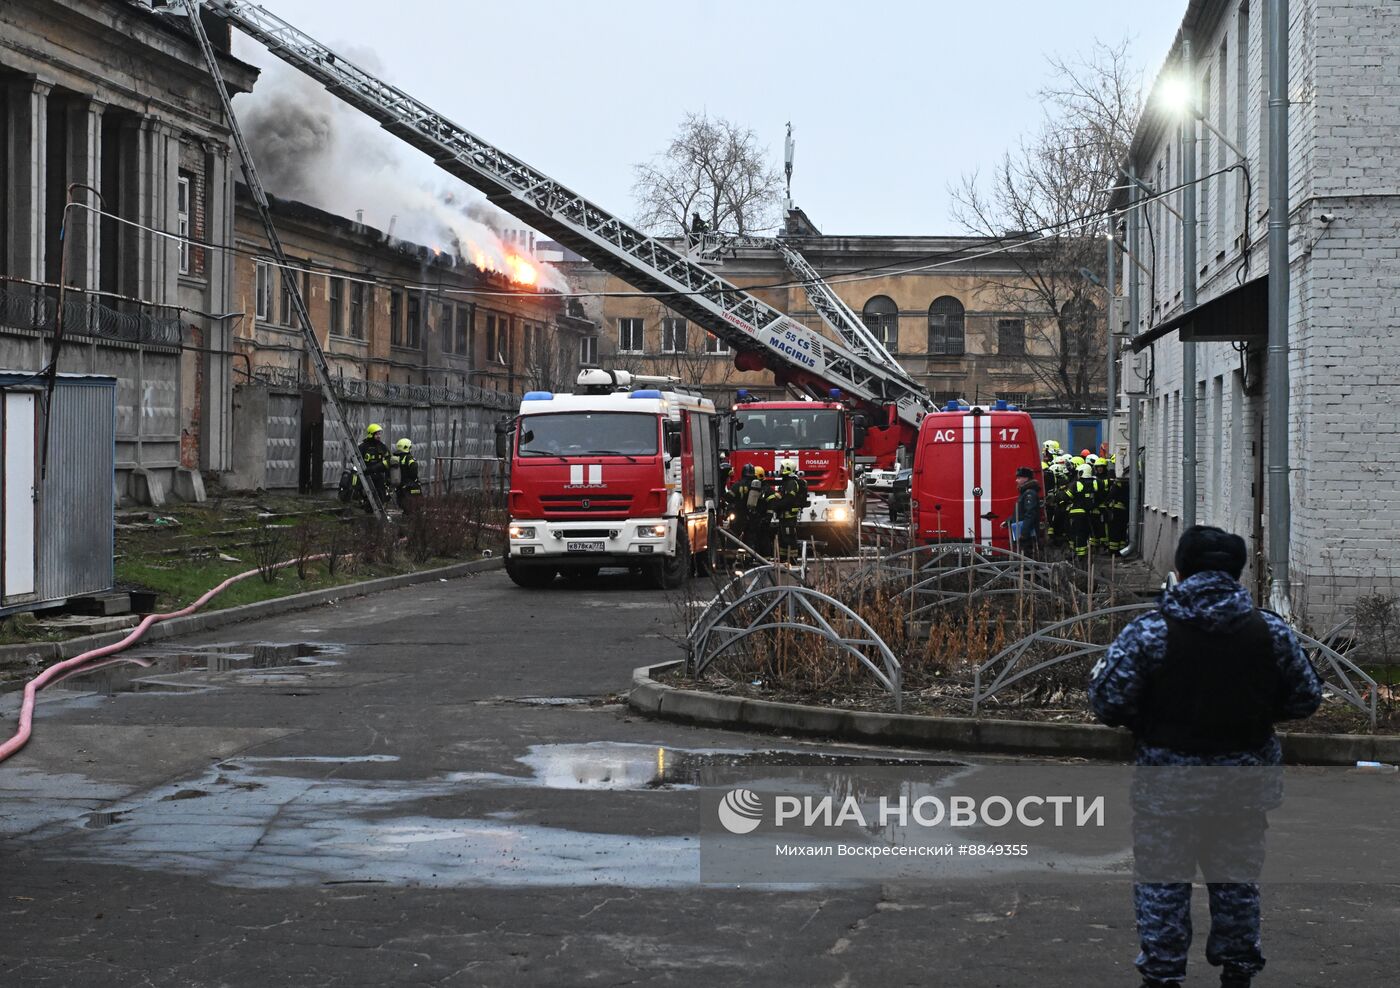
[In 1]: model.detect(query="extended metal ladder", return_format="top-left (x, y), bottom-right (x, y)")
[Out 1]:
top-left (181, 1), bottom-right (386, 518)
top-left (189, 0), bottom-right (930, 431)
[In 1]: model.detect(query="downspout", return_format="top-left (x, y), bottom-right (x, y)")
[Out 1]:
top-left (1181, 33), bottom-right (1198, 530)
top-left (1267, 0), bottom-right (1292, 616)
top-left (1124, 167), bottom-right (1142, 557)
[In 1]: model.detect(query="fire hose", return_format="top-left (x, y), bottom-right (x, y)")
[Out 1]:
top-left (0, 555), bottom-right (326, 765)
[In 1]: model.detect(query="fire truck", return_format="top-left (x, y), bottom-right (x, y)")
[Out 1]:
top-left (503, 370), bottom-right (721, 589)
top-left (909, 400), bottom-right (1042, 550)
top-left (726, 391), bottom-right (867, 548)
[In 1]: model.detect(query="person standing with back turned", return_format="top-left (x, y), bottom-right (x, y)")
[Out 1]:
top-left (1089, 526), bottom-right (1322, 988)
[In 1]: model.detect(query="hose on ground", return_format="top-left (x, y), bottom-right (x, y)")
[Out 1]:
top-left (0, 555), bottom-right (326, 765)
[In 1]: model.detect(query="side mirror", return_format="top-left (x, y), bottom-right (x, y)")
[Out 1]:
top-left (665, 431), bottom-right (682, 459)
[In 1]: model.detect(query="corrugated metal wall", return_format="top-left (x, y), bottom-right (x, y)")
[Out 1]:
top-left (319, 398), bottom-right (504, 490)
top-left (266, 391), bottom-right (302, 489)
top-left (38, 379), bottom-right (115, 602)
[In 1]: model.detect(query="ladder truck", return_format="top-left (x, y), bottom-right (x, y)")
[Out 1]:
top-left (185, 0), bottom-right (935, 469)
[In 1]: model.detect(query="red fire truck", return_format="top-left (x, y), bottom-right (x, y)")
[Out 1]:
top-left (909, 400), bottom-right (1041, 549)
top-left (726, 390), bottom-right (867, 549)
top-left (504, 370), bottom-right (722, 589)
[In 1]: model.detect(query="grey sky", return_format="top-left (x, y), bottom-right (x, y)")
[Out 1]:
top-left (234, 1), bottom-right (1184, 237)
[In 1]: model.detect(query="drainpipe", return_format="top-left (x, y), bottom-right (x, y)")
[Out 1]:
top-left (1124, 166), bottom-right (1143, 557)
top-left (1181, 33), bottom-right (1198, 531)
top-left (1267, 0), bottom-right (1292, 616)
top-left (1105, 222), bottom-right (1117, 427)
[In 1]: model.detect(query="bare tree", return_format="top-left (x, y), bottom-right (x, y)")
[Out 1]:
top-left (950, 39), bottom-right (1143, 410)
top-left (633, 112), bottom-right (784, 236)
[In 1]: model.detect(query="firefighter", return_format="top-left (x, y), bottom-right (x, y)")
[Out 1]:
top-left (1090, 454), bottom-right (1112, 550)
top-left (352, 423), bottom-right (391, 509)
top-left (738, 465), bottom-right (770, 556)
top-left (1041, 442), bottom-right (1063, 538)
top-left (1107, 458), bottom-right (1130, 552)
top-left (392, 438), bottom-right (422, 512)
top-left (773, 459), bottom-right (808, 566)
top-left (1068, 461), bottom-right (1095, 564)
top-left (726, 463), bottom-right (755, 543)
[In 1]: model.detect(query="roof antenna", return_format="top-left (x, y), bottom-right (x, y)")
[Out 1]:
top-left (783, 122), bottom-right (795, 212)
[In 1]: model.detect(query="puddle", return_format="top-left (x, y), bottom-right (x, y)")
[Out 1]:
top-left (504, 742), bottom-right (962, 791)
top-left (49, 642), bottom-right (337, 695)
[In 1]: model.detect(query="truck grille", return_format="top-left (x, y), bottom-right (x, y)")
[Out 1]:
top-left (539, 493), bottom-right (633, 517)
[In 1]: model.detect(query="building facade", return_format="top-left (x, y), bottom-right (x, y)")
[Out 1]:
top-left (1115, 0), bottom-right (1400, 624)
top-left (547, 219), bottom-right (1104, 414)
top-left (0, 0), bottom-right (256, 502)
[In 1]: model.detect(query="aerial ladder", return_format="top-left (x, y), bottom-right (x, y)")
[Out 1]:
top-left (182, 1), bottom-right (932, 450)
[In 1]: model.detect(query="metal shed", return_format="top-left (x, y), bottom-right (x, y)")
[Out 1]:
top-left (1, 372), bottom-right (116, 615)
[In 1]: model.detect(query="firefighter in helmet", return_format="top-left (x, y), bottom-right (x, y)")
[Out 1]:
top-left (1107, 456), bottom-right (1130, 552)
top-left (741, 466), bottom-right (774, 557)
top-left (392, 438), bottom-right (423, 511)
top-left (772, 459), bottom-right (809, 566)
top-left (353, 423), bottom-right (391, 509)
top-left (1068, 460), bottom-right (1095, 563)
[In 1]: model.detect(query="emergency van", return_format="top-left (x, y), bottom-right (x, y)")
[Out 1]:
top-left (909, 400), bottom-right (1041, 549)
top-left (504, 369), bottom-right (721, 589)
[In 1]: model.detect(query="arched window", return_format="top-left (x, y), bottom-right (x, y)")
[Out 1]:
top-left (861, 295), bottom-right (900, 352)
top-left (927, 296), bottom-right (965, 356)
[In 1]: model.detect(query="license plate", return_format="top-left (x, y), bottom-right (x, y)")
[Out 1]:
top-left (566, 540), bottom-right (605, 553)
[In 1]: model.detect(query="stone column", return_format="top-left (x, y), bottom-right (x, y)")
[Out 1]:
top-left (63, 96), bottom-right (105, 291)
top-left (202, 143), bottom-right (234, 472)
top-left (149, 122), bottom-right (181, 305)
top-left (117, 115), bottom-right (155, 301)
top-left (4, 77), bottom-right (52, 285)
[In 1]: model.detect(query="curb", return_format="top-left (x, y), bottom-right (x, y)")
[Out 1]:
top-left (628, 661), bottom-right (1400, 767)
top-left (0, 557), bottom-right (503, 677)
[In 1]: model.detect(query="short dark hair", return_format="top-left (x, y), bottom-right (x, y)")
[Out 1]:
top-left (1174, 525), bottom-right (1248, 579)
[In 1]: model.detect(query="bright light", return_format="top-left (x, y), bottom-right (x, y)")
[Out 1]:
top-left (1158, 75), bottom-right (1192, 115)
top-left (509, 525), bottom-right (534, 540)
top-left (829, 505), bottom-right (850, 523)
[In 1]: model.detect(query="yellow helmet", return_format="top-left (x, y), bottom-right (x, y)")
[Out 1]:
top-left (1071, 456), bottom-right (1085, 467)
top-left (753, 467), bottom-right (766, 479)
top-left (365, 423), bottom-right (383, 437)
top-left (395, 438), bottom-right (412, 453)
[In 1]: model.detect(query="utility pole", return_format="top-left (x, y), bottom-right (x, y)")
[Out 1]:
top-left (1267, 0), bottom-right (1292, 614)
top-left (1180, 33), bottom-right (1198, 530)
top-left (1127, 168), bottom-right (1142, 556)
top-left (1105, 221), bottom-right (1117, 427)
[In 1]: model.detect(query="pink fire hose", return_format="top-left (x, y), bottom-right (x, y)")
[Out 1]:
top-left (0, 556), bottom-right (323, 765)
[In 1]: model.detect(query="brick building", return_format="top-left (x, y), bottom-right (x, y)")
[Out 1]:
top-left (1113, 0), bottom-right (1400, 623)
top-left (0, 0), bottom-right (256, 502)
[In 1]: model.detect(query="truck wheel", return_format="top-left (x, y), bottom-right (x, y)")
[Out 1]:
top-left (506, 561), bottom-right (557, 589)
top-left (653, 523), bottom-right (690, 589)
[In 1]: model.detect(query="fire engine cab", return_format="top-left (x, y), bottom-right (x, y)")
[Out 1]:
top-left (726, 390), bottom-right (867, 549)
top-left (505, 369), bottom-right (721, 589)
top-left (909, 400), bottom-right (1041, 549)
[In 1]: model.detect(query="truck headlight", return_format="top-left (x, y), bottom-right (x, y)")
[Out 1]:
top-left (509, 525), bottom-right (535, 539)
top-left (638, 524), bottom-right (667, 538)
top-left (829, 505), bottom-right (849, 522)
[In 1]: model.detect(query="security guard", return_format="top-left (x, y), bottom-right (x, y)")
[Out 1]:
top-left (392, 438), bottom-right (422, 511)
top-left (773, 459), bottom-right (808, 565)
top-left (1067, 460), bottom-right (1095, 563)
top-left (353, 423), bottom-right (391, 508)
top-left (1090, 526), bottom-right (1322, 988)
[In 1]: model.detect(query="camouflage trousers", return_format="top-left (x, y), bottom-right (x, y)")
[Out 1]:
top-left (1133, 811), bottom-right (1266, 983)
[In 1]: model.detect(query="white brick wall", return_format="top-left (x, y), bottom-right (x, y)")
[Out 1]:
top-left (1126, 0), bottom-right (1400, 626)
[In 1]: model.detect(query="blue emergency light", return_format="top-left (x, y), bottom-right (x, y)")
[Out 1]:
top-left (829, 389), bottom-right (842, 401)
top-left (993, 399), bottom-right (1010, 411)
top-left (943, 400), bottom-right (962, 412)
top-left (630, 389), bottom-right (663, 399)
top-left (736, 389), bottom-right (750, 402)
top-left (523, 391), bottom-right (554, 401)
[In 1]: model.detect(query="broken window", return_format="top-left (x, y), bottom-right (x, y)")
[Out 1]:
top-left (406, 295), bottom-right (422, 349)
top-left (704, 332), bottom-right (730, 355)
top-left (349, 282), bottom-right (366, 339)
top-left (390, 290), bottom-right (403, 347)
top-left (255, 261), bottom-right (273, 321)
top-left (328, 277), bottom-right (345, 336)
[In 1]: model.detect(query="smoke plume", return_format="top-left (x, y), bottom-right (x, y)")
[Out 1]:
top-left (233, 49), bottom-right (568, 293)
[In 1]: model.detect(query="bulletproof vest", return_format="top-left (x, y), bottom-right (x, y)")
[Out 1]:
top-left (1139, 609), bottom-right (1284, 754)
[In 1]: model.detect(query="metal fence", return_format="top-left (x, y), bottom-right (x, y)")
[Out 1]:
top-left (0, 285), bottom-right (182, 347)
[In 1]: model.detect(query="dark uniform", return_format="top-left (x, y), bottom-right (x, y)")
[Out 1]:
top-left (1091, 460), bottom-right (1111, 549)
top-left (354, 430), bottom-right (391, 510)
top-left (1068, 469), bottom-right (1095, 562)
top-left (1089, 528), bottom-right (1322, 988)
top-left (392, 442), bottom-right (422, 511)
top-left (773, 465), bottom-right (807, 565)
top-left (1107, 470), bottom-right (1130, 552)
top-left (1011, 472), bottom-right (1041, 555)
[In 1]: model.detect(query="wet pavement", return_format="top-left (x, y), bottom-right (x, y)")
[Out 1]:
top-left (0, 569), bottom-right (1392, 986)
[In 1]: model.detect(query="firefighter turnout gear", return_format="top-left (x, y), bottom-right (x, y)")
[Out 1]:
top-left (773, 459), bottom-right (809, 565)
top-left (391, 438), bottom-right (422, 511)
top-left (1068, 462), bottom-right (1095, 562)
top-left (354, 425), bottom-right (391, 510)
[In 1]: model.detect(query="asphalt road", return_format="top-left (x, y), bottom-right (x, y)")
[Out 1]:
top-left (0, 569), bottom-right (1391, 987)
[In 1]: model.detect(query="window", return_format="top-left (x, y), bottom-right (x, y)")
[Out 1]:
top-left (441, 304), bottom-right (455, 353)
top-left (661, 317), bottom-right (687, 353)
top-left (486, 313), bottom-right (506, 363)
top-left (580, 335), bottom-right (599, 366)
top-left (406, 295), bottom-right (422, 349)
top-left (255, 261), bottom-right (272, 321)
top-left (349, 283), bottom-right (366, 339)
top-left (455, 304), bottom-right (470, 356)
top-left (328, 277), bottom-right (345, 336)
top-left (926, 296), bottom-right (965, 355)
top-left (618, 317), bottom-right (644, 354)
top-left (996, 318), bottom-right (1025, 356)
top-left (176, 176), bottom-right (191, 275)
top-left (704, 332), bottom-right (730, 355)
top-left (861, 296), bottom-right (899, 352)
top-left (390, 290), bottom-right (403, 347)
top-left (733, 408), bottom-right (843, 451)
top-left (518, 412), bottom-right (659, 457)
top-left (1061, 298), bottom-right (1100, 361)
